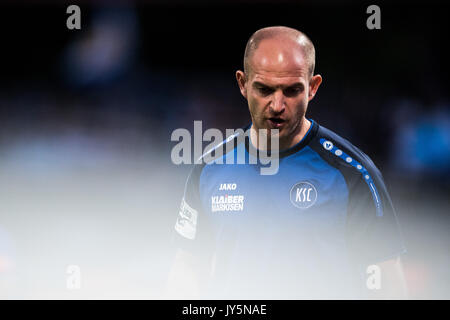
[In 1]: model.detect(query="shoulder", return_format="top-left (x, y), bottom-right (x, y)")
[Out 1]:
top-left (308, 122), bottom-right (388, 216)
top-left (188, 124), bottom-right (250, 184)
top-left (309, 122), bottom-right (383, 181)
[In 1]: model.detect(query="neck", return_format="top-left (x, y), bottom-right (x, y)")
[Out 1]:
top-left (250, 118), bottom-right (311, 152)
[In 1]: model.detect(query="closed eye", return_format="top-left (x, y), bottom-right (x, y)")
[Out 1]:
top-left (253, 82), bottom-right (275, 96)
top-left (283, 86), bottom-right (304, 97)
top-left (257, 87), bottom-right (274, 96)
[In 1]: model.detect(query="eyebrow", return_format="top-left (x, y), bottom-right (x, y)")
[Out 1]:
top-left (252, 81), bottom-right (304, 89)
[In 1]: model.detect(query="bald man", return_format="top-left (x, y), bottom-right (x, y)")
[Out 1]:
top-left (167, 26), bottom-right (407, 299)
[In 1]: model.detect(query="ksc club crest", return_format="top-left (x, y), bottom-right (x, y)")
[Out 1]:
top-left (290, 181), bottom-right (318, 209)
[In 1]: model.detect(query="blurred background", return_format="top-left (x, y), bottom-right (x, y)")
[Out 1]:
top-left (0, 0), bottom-right (449, 299)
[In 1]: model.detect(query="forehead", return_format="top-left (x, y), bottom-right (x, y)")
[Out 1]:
top-left (249, 37), bottom-right (309, 84)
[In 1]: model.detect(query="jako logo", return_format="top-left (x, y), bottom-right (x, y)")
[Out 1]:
top-left (219, 183), bottom-right (237, 191)
top-left (290, 181), bottom-right (318, 209)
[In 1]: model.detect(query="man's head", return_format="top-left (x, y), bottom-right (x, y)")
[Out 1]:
top-left (236, 26), bottom-right (322, 149)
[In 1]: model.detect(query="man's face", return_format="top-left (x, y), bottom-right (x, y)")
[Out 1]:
top-left (237, 38), bottom-right (321, 147)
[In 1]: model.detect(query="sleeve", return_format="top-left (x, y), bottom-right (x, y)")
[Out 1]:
top-left (174, 166), bottom-right (202, 242)
top-left (171, 164), bottom-right (214, 258)
top-left (345, 164), bottom-right (407, 267)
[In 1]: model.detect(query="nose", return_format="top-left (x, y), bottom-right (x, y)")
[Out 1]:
top-left (269, 90), bottom-right (286, 114)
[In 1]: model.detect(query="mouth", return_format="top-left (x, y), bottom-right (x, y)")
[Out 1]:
top-left (267, 117), bottom-right (286, 129)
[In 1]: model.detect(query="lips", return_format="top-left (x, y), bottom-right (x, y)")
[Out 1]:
top-left (267, 117), bottom-right (286, 128)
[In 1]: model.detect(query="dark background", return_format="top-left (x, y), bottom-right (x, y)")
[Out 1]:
top-left (0, 1), bottom-right (449, 298)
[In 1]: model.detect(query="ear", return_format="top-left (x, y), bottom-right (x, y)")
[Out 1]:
top-left (236, 70), bottom-right (248, 99)
top-left (308, 74), bottom-right (322, 101)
